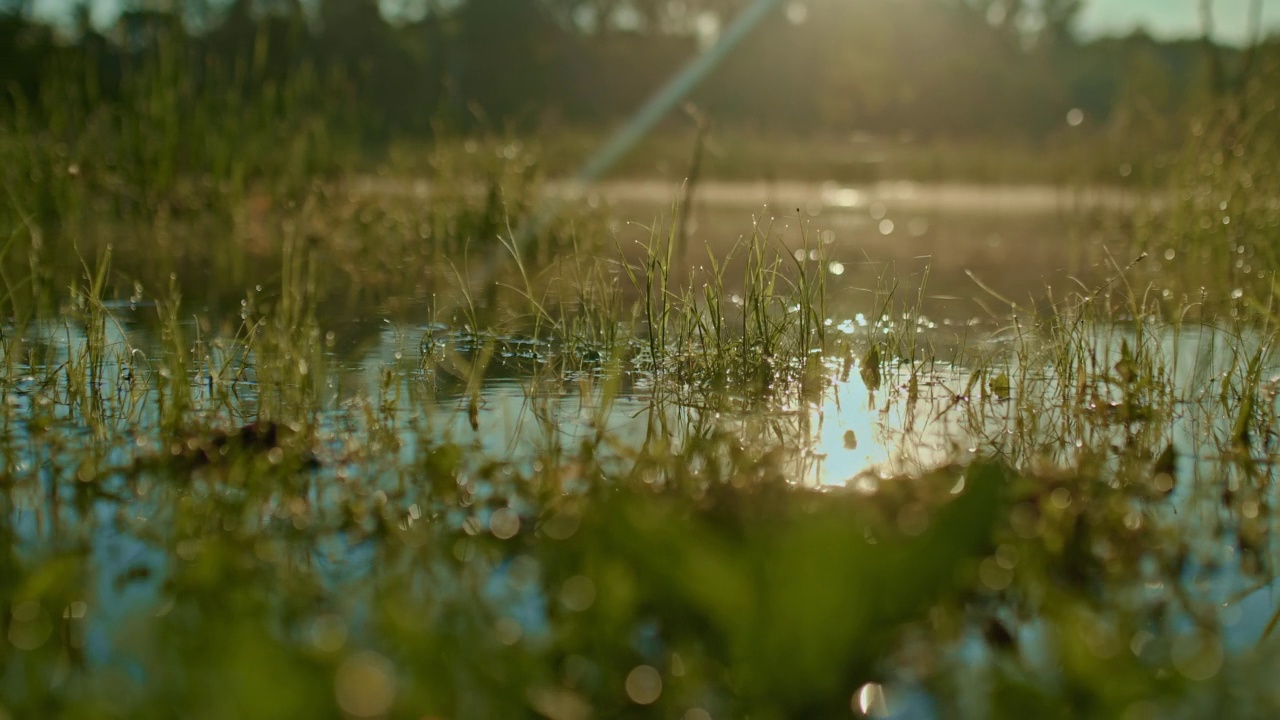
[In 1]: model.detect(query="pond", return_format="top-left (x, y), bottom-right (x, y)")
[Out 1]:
top-left (3, 178), bottom-right (1278, 718)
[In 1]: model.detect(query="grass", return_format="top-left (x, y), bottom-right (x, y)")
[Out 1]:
top-left (2, 40), bottom-right (1280, 720)
top-left (387, 125), bottom-right (1174, 187)
top-left (2, 196), bottom-right (1279, 717)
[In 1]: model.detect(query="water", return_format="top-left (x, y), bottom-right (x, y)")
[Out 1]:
top-left (4, 181), bottom-right (1277, 716)
top-left (357, 177), bottom-right (1135, 319)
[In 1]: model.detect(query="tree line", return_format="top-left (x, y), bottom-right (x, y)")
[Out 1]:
top-left (1, 0), bottom-right (1273, 145)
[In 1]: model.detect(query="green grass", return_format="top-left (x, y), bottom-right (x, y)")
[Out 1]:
top-left (388, 126), bottom-right (1173, 187)
top-left (2, 42), bottom-right (1280, 720)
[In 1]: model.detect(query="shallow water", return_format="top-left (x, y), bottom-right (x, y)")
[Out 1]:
top-left (13, 298), bottom-right (1280, 718)
top-left (6, 182), bottom-right (1278, 716)
top-left (356, 177), bottom-right (1135, 324)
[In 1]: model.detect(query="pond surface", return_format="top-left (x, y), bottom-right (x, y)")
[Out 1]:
top-left (359, 177), bottom-right (1139, 321)
top-left (322, 178), bottom-right (1142, 467)
top-left (5, 179), bottom-right (1278, 717)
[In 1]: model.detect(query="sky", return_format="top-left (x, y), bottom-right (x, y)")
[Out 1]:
top-left (1075, 0), bottom-right (1280, 44)
top-left (26, 0), bottom-right (1280, 46)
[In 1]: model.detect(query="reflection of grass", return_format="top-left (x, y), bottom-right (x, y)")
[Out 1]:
top-left (3, 53), bottom-right (1280, 720)
top-left (3, 190), bottom-right (1280, 716)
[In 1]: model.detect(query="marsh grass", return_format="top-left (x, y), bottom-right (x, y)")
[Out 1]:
top-left (4, 46), bottom-right (1280, 720)
top-left (4, 175), bottom-right (1280, 716)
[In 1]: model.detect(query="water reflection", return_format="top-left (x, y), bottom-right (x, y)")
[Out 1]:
top-left (7, 323), bottom-right (1280, 715)
top-left (5, 184), bottom-right (1278, 714)
top-left (597, 179), bottom-right (1133, 316)
top-left (340, 313), bottom-right (1274, 499)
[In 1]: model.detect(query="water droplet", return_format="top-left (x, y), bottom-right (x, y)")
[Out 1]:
top-left (490, 508), bottom-right (521, 539)
top-left (979, 557), bottom-right (1013, 590)
top-left (625, 665), bottom-right (662, 705)
top-left (995, 544), bottom-right (1018, 569)
top-left (495, 617), bottom-right (523, 645)
top-left (310, 614), bottom-right (348, 653)
top-left (335, 651), bottom-right (397, 717)
top-left (786, 1), bottom-right (808, 24)
top-left (1050, 487), bottom-right (1072, 509)
top-left (529, 687), bottom-right (593, 720)
top-left (542, 510), bottom-right (581, 540)
top-left (560, 576), bottom-right (596, 612)
top-left (853, 682), bottom-right (889, 716)
top-left (7, 601), bottom-right (52, 650)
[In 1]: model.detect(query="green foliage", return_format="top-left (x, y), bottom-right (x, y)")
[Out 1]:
top-left (1, 8), bottom-right (1280, 717)
top-left (546, 462), bottom-right (1005, 717)
top-left (0, 1), bottom-right (1262, 155)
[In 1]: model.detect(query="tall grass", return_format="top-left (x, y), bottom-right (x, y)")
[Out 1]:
top-left (2, 34), bottom-right (1280, 720)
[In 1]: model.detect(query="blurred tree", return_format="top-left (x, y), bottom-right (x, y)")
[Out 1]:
top-left (1038, 0), bottom-right (1083, 45)
top-left (315, 0), bottom-right (422, 132)
top-left (0, 0), bottom-right (1249, 155)
top-left (451, 0), bottom-right (559, 126)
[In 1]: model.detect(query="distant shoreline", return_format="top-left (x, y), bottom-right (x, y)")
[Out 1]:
top-left (353, 176), bottom-right (1152, 216)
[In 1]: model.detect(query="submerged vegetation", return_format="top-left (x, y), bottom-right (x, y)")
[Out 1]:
top-left (4, 2), bottom-right (1280, 719)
